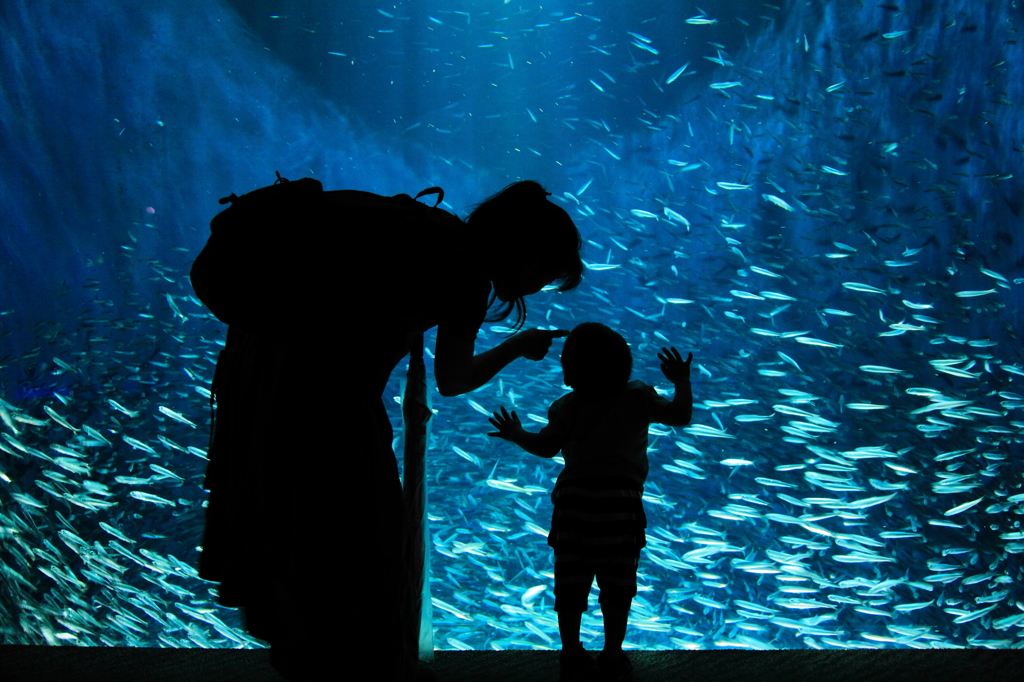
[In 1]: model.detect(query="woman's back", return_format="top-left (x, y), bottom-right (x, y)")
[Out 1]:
top-left (318, 191), bottom-right (490, 385)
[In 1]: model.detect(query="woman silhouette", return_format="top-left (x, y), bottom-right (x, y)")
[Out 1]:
top-left (191, 180), bottom-right (584, 681)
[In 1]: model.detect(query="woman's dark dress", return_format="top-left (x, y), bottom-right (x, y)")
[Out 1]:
top-left (193, 191), bottom-right (489, 680)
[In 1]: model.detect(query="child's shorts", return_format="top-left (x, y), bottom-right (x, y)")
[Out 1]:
top-left (547, 476), bottom-right (647, 613)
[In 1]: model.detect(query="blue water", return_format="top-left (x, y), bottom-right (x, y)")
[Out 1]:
top-left (1, 0), bottom-right (1023, 652)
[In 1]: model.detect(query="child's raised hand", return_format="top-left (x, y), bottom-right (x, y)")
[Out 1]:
top-left (658, 347), bottom-right (693, 384)
top-left (487, 406), bottom-right (524, 442)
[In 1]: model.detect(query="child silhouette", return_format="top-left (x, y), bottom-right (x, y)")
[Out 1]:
top-left (487, 322), bottom-right (693, 682)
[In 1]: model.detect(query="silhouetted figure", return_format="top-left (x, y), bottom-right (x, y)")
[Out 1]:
top-left (190, 179), bottom-right (583, 681)
top-left (487, 322), bottom-right (693, 682)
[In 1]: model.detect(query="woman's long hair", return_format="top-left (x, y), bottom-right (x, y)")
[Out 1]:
top-left (467, 181), bottom-right (584, 333)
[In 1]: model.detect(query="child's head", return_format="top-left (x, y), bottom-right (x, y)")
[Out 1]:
top-left (561, 322), bottom-right (632, 394)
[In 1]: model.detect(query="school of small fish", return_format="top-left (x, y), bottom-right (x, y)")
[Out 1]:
top-left (1, 0), bottom-right (1022, 657)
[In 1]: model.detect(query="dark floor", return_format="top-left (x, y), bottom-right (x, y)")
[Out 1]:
top-left (1, 646), bottom-right (1021, 682)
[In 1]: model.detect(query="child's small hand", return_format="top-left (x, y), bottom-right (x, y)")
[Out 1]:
top-left (658, 347), bottom-right (693, 384)
top-left (487, 406), bottom-right (524, 442)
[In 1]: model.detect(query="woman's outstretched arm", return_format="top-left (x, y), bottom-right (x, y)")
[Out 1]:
top-left (435, 329), bottom-right (518, 397)
top-left (435, 326), bottom-right (568, 397)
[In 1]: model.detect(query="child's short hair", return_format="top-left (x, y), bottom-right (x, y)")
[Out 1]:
top-left (561, 322), bottom-right (632, 392)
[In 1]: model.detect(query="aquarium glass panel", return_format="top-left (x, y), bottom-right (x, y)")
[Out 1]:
top-left (1, 0), bottom-right (1022, 652)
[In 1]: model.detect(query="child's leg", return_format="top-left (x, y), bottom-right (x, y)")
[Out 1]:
top-left (601, 602), bottom-right (630, 652)
top-left (558, 608), bottom-right (584, 650)
top-left (591, 476), bottom-right (645, 655)
top-left (553, 571), bottom-right (592, 651)
top-left (550, 482), bottom-right (596, 651)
